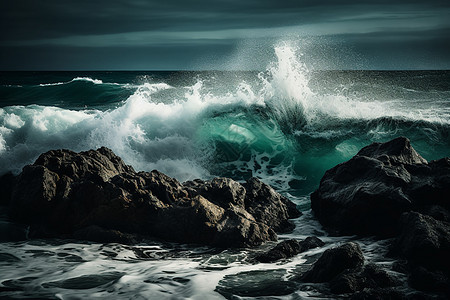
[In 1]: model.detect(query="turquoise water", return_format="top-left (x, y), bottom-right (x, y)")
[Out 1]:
top-left (2, 47), bottom-right (449, 200)
top-left (1, 44), bottom-right (450, 299)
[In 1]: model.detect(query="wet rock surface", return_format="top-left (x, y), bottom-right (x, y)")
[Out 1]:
top-left (255, 236), bottom-right (324, 263)
top-left (4, 147), bottom-right (300, 247)
top-left (310, 137), bottom-right (450, 298)
top-left (302, 242), bottom-right (365, 283)
top-left (2, 137), bottom-right (449, 299)
top-left (394, 212), bottom-right (450, 271)
top-left (329, 263), bottom-right (399, 294)
top-left (301, 242), bottom-right (399, 296)
top-left (216, 269), bottom-right (298, 298)
top-left (0, 172), bottom-right (15, 206)
top-left (311, 137), bottom-right (450, 237)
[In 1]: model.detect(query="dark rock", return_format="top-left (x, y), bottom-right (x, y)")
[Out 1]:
top-left (186, 177), bottom-right (302, 233)
top-left (73, 225), bottom-right (137, 244)
top-left (210, 205), bottom-right (277, 247)
top-left (330, 263), bottom-right (399, 294)
top-left (34, 147), bottom-right (134, 181)
top-left (302, 242), bottom-right (364, 283)
top-left (0, 220), bottom-right (28, 242)
top-left (256, 239), bottom-right (301, 263)
top-left (418, 205), bottom-right (450, 223)
top-left (0, 172), bottom-right (16, 206)
top-left (409, 266), bottom-right (450, 296)
top-left (311, 137), bottom-right (450, 237)
top-left (350, 288), bottom-right (407, 300)
top-left (356, 136), bottom-right (427, 165)
top-left (184, 177), bottom-right (246, 207)
top-left (216, 269), bottom-right (298, 298)
top-left (298, 236), bottom-right (326, 252)
top-left (9, 165), bottom-right (61, 225)
top-left (243, 177), bottom-right (302, 232)
top-left (394, 212), bottom-right (450, 273)
top-left (409, 157), bottom-right (450, 211)
top-left (8, 147), bottom-right (300, 247)
top-left (392, 260), bottom-right (409, 274)
top-left (255, 236), bottom-right (324, 263)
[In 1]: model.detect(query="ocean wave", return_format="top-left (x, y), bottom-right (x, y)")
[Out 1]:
top-left (38, 77), bottom-right (103, 87)
top-left (1, 44), bottom-right (449, 195)
top-left (37, 76), bottom-right (137, 88)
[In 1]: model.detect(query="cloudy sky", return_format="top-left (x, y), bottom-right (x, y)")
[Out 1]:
top-left (1, 0), bottom-right (449, 70)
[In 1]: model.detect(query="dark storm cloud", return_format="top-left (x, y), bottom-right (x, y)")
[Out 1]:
top-left (1, 0), bottom-right (449, 69)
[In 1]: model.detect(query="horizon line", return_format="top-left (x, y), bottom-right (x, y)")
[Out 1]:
top-left (1, 69), bottom-right (450, 72)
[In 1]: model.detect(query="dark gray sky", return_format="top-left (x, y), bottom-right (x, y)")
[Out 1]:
top-left (1, 0), bottom-right (449, 70)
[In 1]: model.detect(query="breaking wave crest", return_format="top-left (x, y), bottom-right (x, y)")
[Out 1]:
top-left (1, 43), bottom-right (449, 196)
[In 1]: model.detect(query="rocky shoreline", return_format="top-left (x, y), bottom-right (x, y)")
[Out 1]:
top-left (1, 137), bottom-right (449, 298)
top-left (308, 137), bottom-right (450, 297)
top-left (1, 147), bottom-right (300, 247)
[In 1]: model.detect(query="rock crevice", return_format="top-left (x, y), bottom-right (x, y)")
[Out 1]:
top-left (3, 147), bottom-right (301, 247)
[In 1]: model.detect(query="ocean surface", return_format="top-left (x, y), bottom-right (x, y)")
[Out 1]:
top-left (1, 45), bottom-right (449, 299)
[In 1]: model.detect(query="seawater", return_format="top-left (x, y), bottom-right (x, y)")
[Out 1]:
top-left (0, 44), bottom-right (449, 299)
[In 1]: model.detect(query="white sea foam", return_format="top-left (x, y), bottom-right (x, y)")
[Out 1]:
top-left (72, 77), bottom-right (103, 84)
top-left (1, 44), bottom-right (449, 183)
top-left (39, 82), bottom-right (66, 87)
top-left (38, 76), bottom-right (135, 87)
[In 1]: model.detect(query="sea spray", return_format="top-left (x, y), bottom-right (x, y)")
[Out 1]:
top-left (1, 45), bottom-right (449, 195)
top-left (1, 44), bottom-right (450, 300)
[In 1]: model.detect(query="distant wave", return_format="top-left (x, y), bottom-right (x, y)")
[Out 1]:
top-left (2, 84), bottom-right (23, 88)
top-left (38, 77), bottom-right (102, 87)
top-left (1, 44), bottom-right (449, 195)
top-left (38, 77), bottom-right (134, 88)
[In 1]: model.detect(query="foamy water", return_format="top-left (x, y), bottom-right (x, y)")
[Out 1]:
top-left (0, 43), bottom-right (449, 298)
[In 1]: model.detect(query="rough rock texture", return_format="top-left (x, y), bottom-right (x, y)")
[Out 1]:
top-left (302, 243), bottom-right (399, 296)
top-left (329, 264), bottom-right (399, 294)
top-left (0, 172), bottom-right (15, 206)
top-left (73, 225), bottom-right (137, 244)
top-left (184, 177), bottom-right (300, 233)
top-left (394, 212), bottom-right (450, 271)
top-left (302, 242), bottom-right (364, 283)
top-left (311, 137), bottom-right (450, 237)
top-left (310, 137), bottom-right (450, 298)
top-left (409, 266), bottom-right (450, 296)
top-left (255, 237), bottom-right (324, 263)
top-left (349, 289), bottom-right (407, 300)
top-left (392, 212), bottom-right (450, 296)
top-left (7, 147), bottom-right (300, 247)
top-left (0, 219), bottom-right (28, 242)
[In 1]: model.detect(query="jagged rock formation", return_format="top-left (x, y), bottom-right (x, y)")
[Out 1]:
top-left (2, 147), bottom-right (301, 247)
top-left (310, 137), bottom-right (450, 297)
top-left (255, 237), bottom-right (324, 263)
top-left (311, 136), bottom-right (450, 237)
top-left (301, 242), bottom-right (399, 294)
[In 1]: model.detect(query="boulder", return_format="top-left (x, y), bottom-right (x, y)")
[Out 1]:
top-left (350, 288), bottom-right (407, 300)
top-left (311, 137), bottom-right (450, 237)
top-left (0, 219), bottom-right (29, 242)
top-left (73, 225), bottom-right (137, 244)
top-left (186, 177), bottom-right (301, 233)
top-left (244, 177), bottom-right (301, 232)
top-left (7, 147), bottom-right (300, 247)
top-left (0, 172), bottom-right (15, 206)
top-left (330, 263), bottom-right (399, 294)
top-left (394, 212), bottom-right (450, 272)
top-left (297, 236), bottom-right (326, 252)
top-left (409, 266), bottom-right (450, 296)
top-left (255, 236), bottom-right (324, 263)
top-left (302, 242), bottom-right (364, 283)
top-left (302, 243), bottom-right (400, 296)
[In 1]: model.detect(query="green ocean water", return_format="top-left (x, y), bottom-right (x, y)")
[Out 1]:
top-left (0, 44), bottom-right (450, 299)
top-left (2, 65), bottom-right (449, 200)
